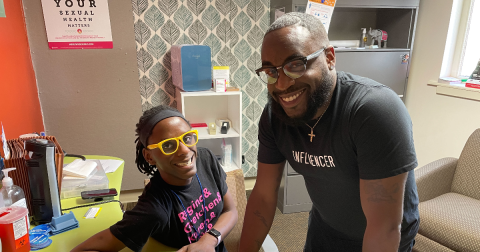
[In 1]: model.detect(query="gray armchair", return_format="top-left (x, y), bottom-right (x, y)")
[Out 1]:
top-left (413, 129), bottom-right (480, 252)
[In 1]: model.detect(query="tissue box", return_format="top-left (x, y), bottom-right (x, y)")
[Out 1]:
top-left (213, 66), bottom-right (230, 87)
top-left (171, 45), bottom-right (212, 91)
top-left (61, 160), bottom-right (109, 199)
top-left (214, 78), bottom-right (226, 92)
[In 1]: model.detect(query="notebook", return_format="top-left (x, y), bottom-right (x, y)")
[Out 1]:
top-left (63, 159), bottom-right (97, 178)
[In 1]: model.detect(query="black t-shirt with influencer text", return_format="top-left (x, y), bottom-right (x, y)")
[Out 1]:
top-left (258, 71), bottom-right (419, 251)
top-left (110, 147), bottom-right (228, 252)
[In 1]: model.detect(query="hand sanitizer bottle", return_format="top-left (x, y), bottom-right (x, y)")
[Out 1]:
top-left (0, 168), bottom-right (29, 228)
top-left (360, 28), bottom-right (367, 48)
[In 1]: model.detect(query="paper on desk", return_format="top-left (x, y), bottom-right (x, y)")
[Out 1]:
top-left (63, 159), bottom-right (97, 178)
top-left (99, 159), bottom-right (123, 173)
top-left (63, 175), bottom-right (85, 180)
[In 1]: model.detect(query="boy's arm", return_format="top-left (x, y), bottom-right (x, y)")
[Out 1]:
top-left (177, 190), bottom-right (238, 251)
top-left (70, 229), bottom-right (126, 252)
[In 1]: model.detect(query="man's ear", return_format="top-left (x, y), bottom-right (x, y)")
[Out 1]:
top-left (143, 148), bottom-right (156, 165)
top-left (325, 46), bottom-right (336, 67)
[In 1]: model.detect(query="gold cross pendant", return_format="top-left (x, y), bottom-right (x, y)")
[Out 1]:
top-left (308, 129), bottom-right (315, 142)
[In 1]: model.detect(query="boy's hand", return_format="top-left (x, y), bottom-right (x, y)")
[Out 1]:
top-left (176, 233), bottom-right (217, 252)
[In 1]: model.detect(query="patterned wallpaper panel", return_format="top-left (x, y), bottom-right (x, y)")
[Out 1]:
top-left (131, 0), bottom-right (270, 177)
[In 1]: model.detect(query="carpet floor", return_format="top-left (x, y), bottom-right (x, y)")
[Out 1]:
top-left (245, 190), bottom-right (309, 252)
top-left (266, 208), bottom-right (309, 251)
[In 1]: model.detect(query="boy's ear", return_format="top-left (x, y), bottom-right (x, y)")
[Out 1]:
top-left (142, 148), bottom-right (156, 165)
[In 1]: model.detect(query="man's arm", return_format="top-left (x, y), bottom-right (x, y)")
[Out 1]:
top-left (360, 172), bottom-right (408, 252)
top-left (71, 228), bottom-right (126, 252)
top-left (239, 161), bottom-right (285, 252)
top-left (178, 190), bottom-right (238, 251)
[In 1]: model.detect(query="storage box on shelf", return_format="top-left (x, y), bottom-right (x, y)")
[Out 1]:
top-left (176, 90), bottom-right (242, 172)
top-left (60, 161), bottom-right (109, 199)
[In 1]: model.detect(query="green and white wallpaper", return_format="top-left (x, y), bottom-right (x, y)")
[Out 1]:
top-left (131, 0), bottom-right (270, 177)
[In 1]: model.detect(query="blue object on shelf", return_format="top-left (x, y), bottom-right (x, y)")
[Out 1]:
top-left (171, 45), bottom-right (212, 92)
top-left (50, 211), bottom-right (79, 235)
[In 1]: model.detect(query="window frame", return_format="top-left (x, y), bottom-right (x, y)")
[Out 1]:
top-left (445, 0), bottom-right (477, 78)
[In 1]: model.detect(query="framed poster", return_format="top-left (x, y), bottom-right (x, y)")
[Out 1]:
top-left (305, 0), bottom-right (336, 33)
top-left (40, 0), bottom-right (113, 49)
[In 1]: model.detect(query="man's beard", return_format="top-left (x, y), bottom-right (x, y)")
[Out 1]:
top-left (269, 66), bottom-right (334, 127)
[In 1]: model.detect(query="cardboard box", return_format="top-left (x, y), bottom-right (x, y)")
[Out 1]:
top-left (214, 78), bottom-right (226, 92)
top-left (213, 66), bottom-right (230, 87)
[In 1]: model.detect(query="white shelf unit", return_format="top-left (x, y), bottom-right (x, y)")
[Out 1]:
top-left (177, 90), bottom-right (242, 172)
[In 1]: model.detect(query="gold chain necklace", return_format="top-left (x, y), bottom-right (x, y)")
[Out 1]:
top-left (305, 99), bottom-right (331, 142)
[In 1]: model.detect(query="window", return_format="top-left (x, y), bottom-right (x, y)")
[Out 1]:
top-left (459, 0), bottom-right (480, 77)
top-left (441, 0), bottom-right (480, 78)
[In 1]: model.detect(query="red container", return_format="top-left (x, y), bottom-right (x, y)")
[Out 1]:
top-left (0, 207), bottom-right (30, 252)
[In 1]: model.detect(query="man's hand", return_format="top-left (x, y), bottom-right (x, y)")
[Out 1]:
top-left (176, 233), bottom-right (217, 252)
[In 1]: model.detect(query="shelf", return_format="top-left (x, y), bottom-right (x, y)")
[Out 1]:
top-left (428, 81), bottom-right (480, 101)
top-left (335, 5), bottom-right (419, 9)
top-left (219, 163), bottom-right (241, 172)
top-left (180, 90), bottom-right (241, 97)
top-left (335, 48), bottom-right (411, 52)
top-left (194, 126), bottom-right (240, 140)
top-left (335, 0), bottom-right (419, 9)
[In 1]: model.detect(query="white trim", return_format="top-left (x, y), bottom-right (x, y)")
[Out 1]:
top-left (440, 0), bottom-right (465, 77)
top-left (457, 0), bottom-right (477, 76)
top-left (441, 0), bottom-right (475, 77)
top-left (428, 80), bottom-right (480, 101)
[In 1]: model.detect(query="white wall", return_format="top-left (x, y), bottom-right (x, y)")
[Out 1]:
top-left (406, 0), bottom-right (480, 168)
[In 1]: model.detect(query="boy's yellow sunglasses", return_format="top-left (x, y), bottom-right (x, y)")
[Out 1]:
top-left (147, 129), bottom-right (199, 155)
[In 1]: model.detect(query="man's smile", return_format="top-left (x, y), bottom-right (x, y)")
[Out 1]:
top-left (277, 88), bottom-right (307, 108)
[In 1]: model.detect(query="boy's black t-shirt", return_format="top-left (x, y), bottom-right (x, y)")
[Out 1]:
top-left (258, 71), bottom-right (419, 250)
top-left (110, 147), bottom-right (228, 252)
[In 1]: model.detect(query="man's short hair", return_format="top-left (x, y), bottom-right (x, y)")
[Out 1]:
top-left (266, 12), bottom-right (329, 46)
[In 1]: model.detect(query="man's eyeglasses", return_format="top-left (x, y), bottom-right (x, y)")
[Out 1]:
top-left (147, 129), bottom-right (199, 155)
top-left (255, 47), bottom-right (327, 85)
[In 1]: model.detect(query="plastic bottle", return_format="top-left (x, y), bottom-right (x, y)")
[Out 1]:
top-left (222, 144), bottom-right (232, 168)
top-left (0, 168), bottom-right (27, 208)
top-left (0, 168), bottom-right (29, 228)
top-left (360, 28), bottom-right (367, 48)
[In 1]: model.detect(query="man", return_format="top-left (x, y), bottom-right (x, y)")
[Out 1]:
top-left (239, 12), bottom-right (419, 252)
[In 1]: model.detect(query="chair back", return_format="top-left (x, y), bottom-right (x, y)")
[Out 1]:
top-left (223, 169), bottom-right (247, 252)
top-left (451, 128), bottom-right (480, 200)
